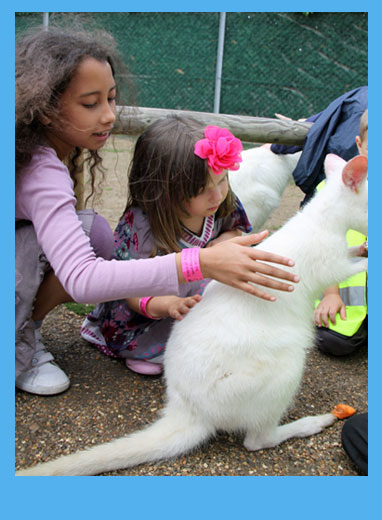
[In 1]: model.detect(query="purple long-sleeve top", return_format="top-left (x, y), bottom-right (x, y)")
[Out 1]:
top-left (15, 146), bottom-right (179, 303)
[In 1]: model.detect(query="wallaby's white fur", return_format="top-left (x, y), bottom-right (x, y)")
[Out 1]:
top-left (17, 154), bottom-right (368, 476)
top-left (229, 146), bottom-right (301, 231)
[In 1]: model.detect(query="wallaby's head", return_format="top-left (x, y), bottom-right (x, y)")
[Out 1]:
top-left (324, 153), bottom-right (368, 236)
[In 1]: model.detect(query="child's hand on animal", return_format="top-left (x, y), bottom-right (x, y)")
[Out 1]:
top-left (167, 295), bottom-right (202, 320)
top-left (198, 230), bottom-right (299, 301)
top-left (147, 295), bottom-right (202, 321)
top-left (314, 289), bottom-right (346, 327)
top-left (206, 229), bottom-right (242, 248)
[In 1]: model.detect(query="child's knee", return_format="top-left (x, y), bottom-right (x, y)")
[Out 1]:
top-left (315, 325), bottom-right (366, 356)
top-left (90, 214), bottom-right (114, 260)
top-left (77, 210), bottom-right (114, 260)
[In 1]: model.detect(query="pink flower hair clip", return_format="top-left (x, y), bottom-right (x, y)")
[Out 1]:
top-left (194, 125), bottom-right (243, 174)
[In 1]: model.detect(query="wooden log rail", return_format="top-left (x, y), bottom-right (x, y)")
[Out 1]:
top-left (114, 105), bottom-right (312, 145)
top-left (77, 106), bottom-right (311, 208)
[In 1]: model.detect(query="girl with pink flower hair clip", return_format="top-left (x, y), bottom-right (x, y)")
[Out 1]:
top-left (81, 116), bottom-right (299, 375)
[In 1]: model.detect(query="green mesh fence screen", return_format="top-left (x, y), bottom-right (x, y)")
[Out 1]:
top-left (15, 12), bottom-right (367, 120)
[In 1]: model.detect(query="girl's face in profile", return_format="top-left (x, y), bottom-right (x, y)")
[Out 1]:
top-left (184, 169), bottom-right (229, 220)
top-left (45, 57), bottom-right (117, 159)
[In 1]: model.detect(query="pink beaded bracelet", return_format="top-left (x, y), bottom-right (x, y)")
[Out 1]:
top-left (139, 297), bottom-right (160, 320)
top-left (181, 247), bottom-right (204, 282)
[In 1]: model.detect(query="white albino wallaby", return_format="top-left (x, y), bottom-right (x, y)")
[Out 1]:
top-left (17, 153), bottom-right (368, 476)
top-left (228, 145), bottom-right (302, 231)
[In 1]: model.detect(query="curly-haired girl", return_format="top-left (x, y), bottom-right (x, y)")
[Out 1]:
top-left (16, 25), bottom-right (298, 394)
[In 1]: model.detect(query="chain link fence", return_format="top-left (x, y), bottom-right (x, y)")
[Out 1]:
top-left (15, 12), bottom-right (367, 120)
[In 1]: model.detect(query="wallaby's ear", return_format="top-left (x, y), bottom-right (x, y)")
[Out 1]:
top-left (324, 153), bottom-right (346, 178)
top-left (342, 155), bottom-right (368, 193)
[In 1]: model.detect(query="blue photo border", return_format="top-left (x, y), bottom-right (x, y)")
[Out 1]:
top-left (4, 2), bottom-right (377, 518)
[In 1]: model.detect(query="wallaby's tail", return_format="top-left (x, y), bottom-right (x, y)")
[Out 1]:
top-left (16, 408), bottom-right (212, 476)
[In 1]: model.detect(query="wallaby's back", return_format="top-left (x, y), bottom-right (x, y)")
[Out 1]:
top-left (229, 145), bottom-right (302, 231)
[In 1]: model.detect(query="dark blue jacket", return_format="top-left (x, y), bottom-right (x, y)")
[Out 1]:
top-left (271, 86), bottom-right (368, 202)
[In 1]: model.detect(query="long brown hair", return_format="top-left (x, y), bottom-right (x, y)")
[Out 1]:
top-left (15, 22), bottom-right (134, 202)
top-left (125, 116), bottom-right (235, 255)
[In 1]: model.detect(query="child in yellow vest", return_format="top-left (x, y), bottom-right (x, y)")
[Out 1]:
top-left (314, 109), bottom-right (368, 356)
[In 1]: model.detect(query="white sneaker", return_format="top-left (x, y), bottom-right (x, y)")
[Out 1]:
top-left (15, 329), bottom-right (70, 395)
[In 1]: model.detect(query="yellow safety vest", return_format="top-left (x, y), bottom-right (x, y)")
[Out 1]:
top-left (315, 181), bottom-right (368, 336)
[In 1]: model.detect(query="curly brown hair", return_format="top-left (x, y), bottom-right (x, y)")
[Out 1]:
top-left (15, 22), bottom-right (134, 202)
top-left (125, 116), bottom-right (236, 255)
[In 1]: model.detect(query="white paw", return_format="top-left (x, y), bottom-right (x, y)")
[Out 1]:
top-left (243, 433), bottom-right (277, 451)
top-left (243, 439), bottom-right (264, 452)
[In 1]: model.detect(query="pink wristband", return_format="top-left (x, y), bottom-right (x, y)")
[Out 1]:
top-left (139, 297), bottom-right (160, 320)
top-left (181, 247), bottom-right (204, 282)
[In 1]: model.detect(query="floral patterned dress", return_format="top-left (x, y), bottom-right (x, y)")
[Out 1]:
top-left (80, 195), bottom-right (252, 362)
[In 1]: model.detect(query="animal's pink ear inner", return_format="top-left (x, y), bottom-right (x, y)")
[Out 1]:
top-left (342, 155), bottom-right (368, 193)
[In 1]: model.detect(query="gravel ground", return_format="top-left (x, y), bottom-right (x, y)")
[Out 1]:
top-left (15, 305), bottom-right (367, 476)
top-left (15, 138), bottom-right (368, 476)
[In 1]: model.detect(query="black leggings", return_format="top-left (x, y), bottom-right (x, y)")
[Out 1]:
top-left (315, 317), bottom-right (368, 356)
top-left (342, 413), bottom-right (368, 475)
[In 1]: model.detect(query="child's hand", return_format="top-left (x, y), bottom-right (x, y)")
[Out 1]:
top-left (206, 229), bottom-right (242, 248)
top-left (197, 231), bottom-right (299, 301)
top-left (146, 295), bottom-right (202, 321)
top-left (167, 295), bottom-right (202, 321)
top-left (274, 113), bottom-right (307, 122)
top-left (314, 293), bottom-right (346, 327)
top-left (349, 241), bottom-right (368, 258)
